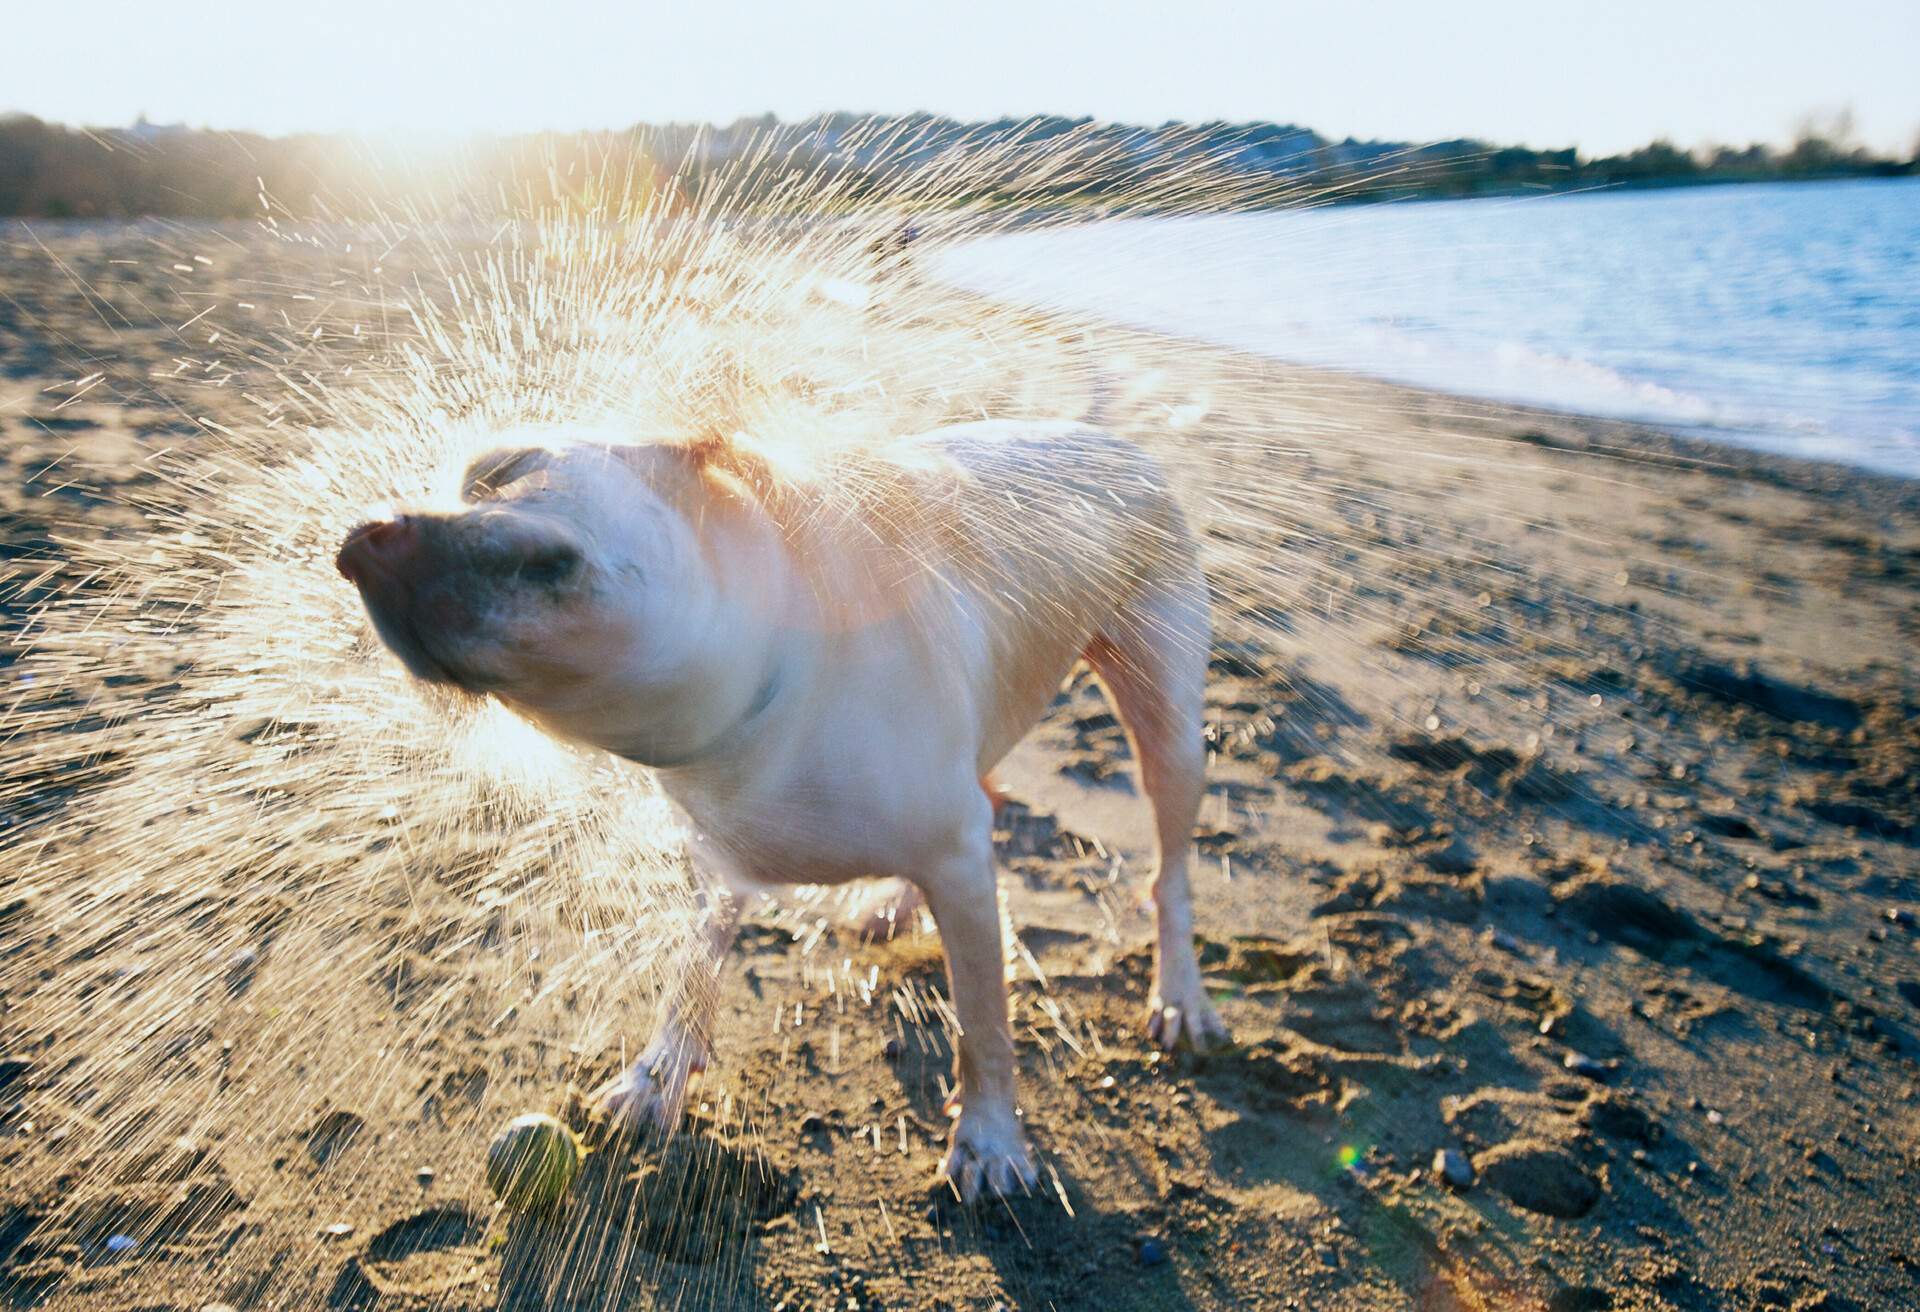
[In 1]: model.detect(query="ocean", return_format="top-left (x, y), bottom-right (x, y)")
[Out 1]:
top-left (933, 177), bottom-right (1920, 478)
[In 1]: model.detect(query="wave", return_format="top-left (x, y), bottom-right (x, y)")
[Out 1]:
top-left (933, 180), bottom-right (1920, 479)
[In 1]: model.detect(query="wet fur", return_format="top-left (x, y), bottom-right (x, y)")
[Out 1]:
top-left (340, 421), bottom-right (1226, 1200)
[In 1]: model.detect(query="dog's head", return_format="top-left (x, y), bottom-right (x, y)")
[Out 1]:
top-left (336, 441), bottom-right (717, 719)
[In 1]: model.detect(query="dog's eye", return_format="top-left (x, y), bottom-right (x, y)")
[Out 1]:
top-left (517, 545), bottom-right (582, 586)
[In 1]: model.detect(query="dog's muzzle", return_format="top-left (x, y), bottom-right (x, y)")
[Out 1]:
top-left (336, 516), bottom-right (419, 585)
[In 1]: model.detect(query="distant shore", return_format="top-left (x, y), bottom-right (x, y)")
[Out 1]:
top-left (2, 109), bottom-right (1912, 220)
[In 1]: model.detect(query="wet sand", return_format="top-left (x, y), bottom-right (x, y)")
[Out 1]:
top-left (2, 222), bottom-right (1918, 1311)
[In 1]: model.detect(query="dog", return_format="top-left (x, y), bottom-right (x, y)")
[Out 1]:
top-left (336, 420), bottom-right (1226, 1200)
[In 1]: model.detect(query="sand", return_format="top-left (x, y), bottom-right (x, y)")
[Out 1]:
top-left (2, 221), bottom-right (1918, 1311)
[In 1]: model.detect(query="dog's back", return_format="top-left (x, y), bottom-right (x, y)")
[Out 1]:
top-left (758, 420), bottom-right (1201, 769)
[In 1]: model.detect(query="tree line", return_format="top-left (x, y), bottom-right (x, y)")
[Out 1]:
top-left (0, 110), bottom-right (1910, 220)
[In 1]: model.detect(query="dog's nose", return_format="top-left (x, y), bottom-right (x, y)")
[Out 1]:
top-left (336, 516), bottom-right (417, 583)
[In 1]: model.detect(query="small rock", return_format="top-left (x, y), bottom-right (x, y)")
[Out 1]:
top-left (319, 1222), bottom-right (354, 1240)
top-left (797, 1112), bottom-right (827, 1137)
top-left (1433, 1148), bottom-right (1475, 1190)
top-left (200, 1304), bottom-right (240, 1312)
top-left (882, 1037), bottom-right (904, 1061)
top-left (1136, 1236), bottom-right (1168, 1266)
top-left (415, 1165), bottom-right (436, 1189)
top-left (104, 1234), bottom-right (137, 1255)
top-left (1487, 928), bottom-right (1527, 955)
top-left (1563, 1053), bottom-right (1612, 1082)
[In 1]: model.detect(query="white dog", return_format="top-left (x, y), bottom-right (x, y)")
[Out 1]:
top-left (336, 421), bottom-right (1226, 1200)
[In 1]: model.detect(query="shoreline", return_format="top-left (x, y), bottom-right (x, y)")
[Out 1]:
top-left (932, 176), bottom-right (1920, 486)
top-left (938, 273), bottom-right (1920, 515)
top-left (1272, 354), bottom-right (1920, 512)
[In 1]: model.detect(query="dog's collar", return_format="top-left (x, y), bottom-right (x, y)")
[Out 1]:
top-left (607, 669), bottom-right (782, 771)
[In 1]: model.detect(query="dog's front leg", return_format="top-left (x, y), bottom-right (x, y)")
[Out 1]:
top-left (591, 883), bottom-right (740, 1135)
top-left (917, 826), bottom-right (1038, 1202)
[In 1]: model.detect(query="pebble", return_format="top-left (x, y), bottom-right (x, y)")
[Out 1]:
top-left (1136, 1236), bottom-right (1169, 1266)
top-left (319, 1222), bottom-right (354, 1240)
top-left (415, 1165), bottom-right (436, 1189)
top-left (1563, 1053), bottom-right (1612, 1082)
top-left (882, 1037), bottom-right (904, 1061)
top-left (798, 1112), bottom-right (827, 1136)
top-left (1487, 929), bottom-right (1526, 955)
top-left (104, 1234), bottom-right (136, 1255)
top-left (1434, 1148), bottom-right (1475, 1190)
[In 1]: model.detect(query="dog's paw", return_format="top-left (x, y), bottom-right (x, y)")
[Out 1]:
top-left (589, 1040), bottom-right (702, 1138)
top-left (938, 1107), bottom-right (1037, 1203)
top-left (1146, 982), bottom-right (1230, 1053)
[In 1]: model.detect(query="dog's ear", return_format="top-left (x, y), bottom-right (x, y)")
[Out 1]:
top-left (461, 447), bottom-right (553, 502)
top-left (597, 434), bottom-right (781, 507)
top-left (678, 432), bottom-right (777, 497)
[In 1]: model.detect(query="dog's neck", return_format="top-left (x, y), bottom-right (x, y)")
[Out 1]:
top-left (585, 476), bottom-right (801, 772)
top-left (602, 663), bottom-right (784, 770)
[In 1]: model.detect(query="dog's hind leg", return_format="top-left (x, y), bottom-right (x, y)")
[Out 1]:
top-left (1083, 562), bottom-right (1228, 1052)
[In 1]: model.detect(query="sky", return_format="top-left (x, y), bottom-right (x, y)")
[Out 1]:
top-left (12, 1), bottom-right (1917, 156)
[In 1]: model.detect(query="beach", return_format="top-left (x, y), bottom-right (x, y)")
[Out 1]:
top-left (2, 220), bottom-right (1918, 1311)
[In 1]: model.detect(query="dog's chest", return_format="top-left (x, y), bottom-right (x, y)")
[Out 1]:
top-left (677, 774), bottom-right (961, 887)
top-left (668, 710), bottom-right (981, 888)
